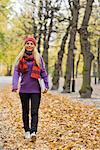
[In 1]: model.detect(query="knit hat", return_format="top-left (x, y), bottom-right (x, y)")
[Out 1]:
top-left (25, 36), bottom-right (36, 46)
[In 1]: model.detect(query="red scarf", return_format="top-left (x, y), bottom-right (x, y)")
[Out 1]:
top-left (18, 53), bottom-right (41, 79)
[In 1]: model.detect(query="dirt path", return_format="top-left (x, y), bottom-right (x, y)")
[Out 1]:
top-left (56, 76), bottom-right (100, 109)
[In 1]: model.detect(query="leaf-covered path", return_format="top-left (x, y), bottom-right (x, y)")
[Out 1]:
top-left (0, 87), bottom-right (100, 150)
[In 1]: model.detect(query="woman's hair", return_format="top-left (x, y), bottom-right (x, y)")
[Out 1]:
top-left (14, 46), bottom-right (41, 66)
top-left (12, 46), bottom-right (41, 74)
top-left (12, 35), bottom-right (41, 74)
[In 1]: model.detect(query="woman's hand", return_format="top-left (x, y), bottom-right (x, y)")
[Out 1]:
top-left (12, 89), bottom-right (17, 92)
top-left (43, 88), bottom-right (48, 94)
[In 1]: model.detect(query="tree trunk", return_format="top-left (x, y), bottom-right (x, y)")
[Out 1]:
top-left (63, 0), bottom-right (80, 93)
top-left (97, 38), bottom-right (100, 83)
top-left (79, 0), bottom-right (94, 98)
top-left (42, 28), bottom-right (48, 73)
top-left (76, 53), bottom-right (81, 78)
top-left (32, 0), bottom-right (37, 38)
top-left (42, 9), bottom-right (54, 73)
top-left (37, 0), bottom-right (43, 53)
top-left (6, 65), bottom-right (12, 76)
top-left (51, 25), bottom-right (71, 90)
top-left (93, 61), bottom-right (97, 84)
top-left (63, 50), bottom-right (73, 93)
top-left (79, 53), bottom-right (94, 98)
top-left (42, 0), bottom-right (49, 72)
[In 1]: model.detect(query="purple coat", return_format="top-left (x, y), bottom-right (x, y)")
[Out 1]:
top-left (12, 56), bottom-right (49, 93)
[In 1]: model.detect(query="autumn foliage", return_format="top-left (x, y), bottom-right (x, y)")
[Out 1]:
top-left (0, 87), bottom-right (100, 150)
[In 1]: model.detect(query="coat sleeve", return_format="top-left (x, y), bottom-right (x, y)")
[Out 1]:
top-left (12, 64), bottom-right (20, 90)
top-left (40, 56), bottom-right (49, 89)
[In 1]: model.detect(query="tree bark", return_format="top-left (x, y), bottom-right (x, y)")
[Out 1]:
top-left (63, 0), bottom-right (80, 93)
top-left (97, 38), bottom-right (100, 83)
top-left (42, 7), bottom-right (54, 73)
top-left (42, 0), bottom-right (49, 72)
top-left (51, 25), bottom-right (71, 90)
top-left (32, 0), bottom-right (37, 38)
top-left (6, 65), bottom-right (12, 76)
top-left (76, 53), bottom-right (81, 78)
top-left (37, 0), bottom-right (43, 53)
top-left (78, 0), bottom-right (94, 98)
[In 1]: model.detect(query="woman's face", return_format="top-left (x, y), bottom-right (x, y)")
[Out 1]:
top-left (25, 41), bottom-right (35, 51)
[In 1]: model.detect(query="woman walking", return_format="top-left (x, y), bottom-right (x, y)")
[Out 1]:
top-left (12, 35), bottom-right (49, 140)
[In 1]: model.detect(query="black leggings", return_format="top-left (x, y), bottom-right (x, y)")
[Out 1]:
top-left (19, 93), bottom-right (41, 134)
